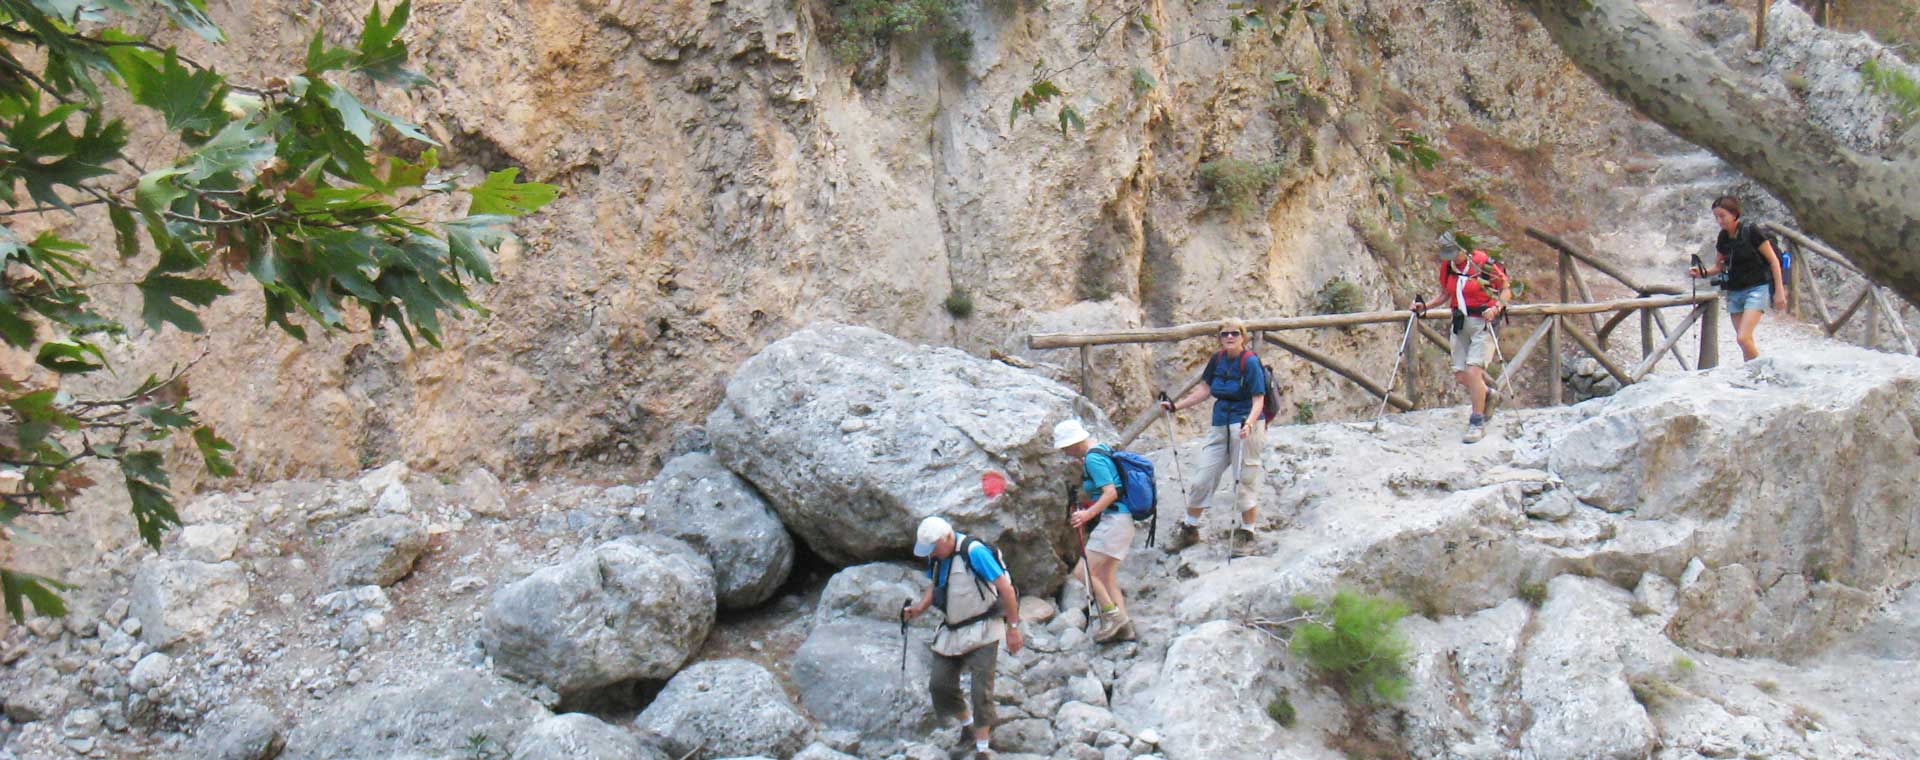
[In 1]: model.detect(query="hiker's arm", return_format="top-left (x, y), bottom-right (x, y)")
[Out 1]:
top-left (1242, 395), bottom-right (1264, 435)
top-left (1486, 278), bottom-right (1513, 320)
top-left (993, 574), bottom-right (1024, 654)
top-left (1072, 485), bottom-right (1118, 528)
top-left (1166, 384), bottom-right (1209, 412)
top-left (1761, 240), bottom-right (1788, 307)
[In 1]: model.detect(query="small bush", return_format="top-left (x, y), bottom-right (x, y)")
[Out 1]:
top-left (1517, 582), bottom-right (1547, 609)
top-left (1266, 692), bottom-right (1297, 728)
top-left (1671, 656), bottom-right (1696, 677)
top-left (1198, 158), bottom-right (1286, 218)
top-left (1755, 678), bottom-right (1780, 694)
top-left (1293, 400), bottom-right (1317, 425)
top-left (1312, 278), bottom-right (1365, 315)
top-left (1862, 57), bottom-right (1920, 123)
top-left (1289, 591), bottom-right (1411, 704)
top-left (943, 288), bottom-right (974, 319)
top-left (830, 0), bottom-right (972, 66)
top-left (1629, 674), bottom-right (1681, 709)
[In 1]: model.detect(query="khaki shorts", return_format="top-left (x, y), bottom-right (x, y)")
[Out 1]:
top-left (1451, 316), bottom-right (1495, 371)
top-left (1085, 512), bottom-right (1136, 561)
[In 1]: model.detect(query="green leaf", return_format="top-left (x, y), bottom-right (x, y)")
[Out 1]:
top-left (323, 83), bottom-right (376, 144)
top-left (151, 0), bottom-right (225, 43)
top-left (1468, 197), bottom-right (1499, 229)
top-left (441, 215), bottom-right (509, 283)
top-left (192, 427), bottom-right (237, 477)
top-left (124, 477), bottom-right (181, 550)
top-left (108, 204), bottom-right (141, 258)
top-left (1130, 68), bottom-right (1156, 95)
top-left (182, 119), bottom-right (277, 182)
top-left (3, 103), bottom-right (128, 211)
top-left (135, 404), bottom-right (195, 429)
top-left (110, 46), bottom-right (228, 134)
top-left (121, 450), bottom-right (168, 485)
top-left (135, 168), bottom-right (188, 215)
top-left (305, 28), bottom-right (356, 74)
top-left (136, 275), bottom-right (233, 333)
top-left (1, 569), bottom-right (73, 622)
top-left (366, 105), bottom-right (437, 145)
top-left (35, 340), bottom-right (105, 374)
top-left (353, 0), bottom-right (428, 85)
top-left (1057, 104), bottom-right (1085, 136)
top-left (467, 169), bottom-right (558, 217)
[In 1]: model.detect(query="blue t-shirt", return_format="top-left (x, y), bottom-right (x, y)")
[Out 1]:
top-left (1203, 351), bottom-right (1268, 427)
top-left (1080, 445), bottom-right (1123, 512)
top-left (927, 534), bottom-right (1006, 587)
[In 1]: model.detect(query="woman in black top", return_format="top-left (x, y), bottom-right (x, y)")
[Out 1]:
top-left (1688, 196), bottom-right (1787, 361)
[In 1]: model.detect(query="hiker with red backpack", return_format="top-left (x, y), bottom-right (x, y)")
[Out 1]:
top-left (1052, 419), bottom-right (1138, 643)
top-left (1689, 195), bottom-right (1788, 362)
top-left (1157, 318), bottom-right (1274, 558)
top-left (1413, 233), bottom-right (1511, 444)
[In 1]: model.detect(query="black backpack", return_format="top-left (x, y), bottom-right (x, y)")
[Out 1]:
top-left (1207, 351), bottom-right (1282, 424)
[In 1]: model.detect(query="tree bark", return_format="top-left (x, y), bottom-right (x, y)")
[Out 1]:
top-left (1516, 0), bottom-right (1920, 307)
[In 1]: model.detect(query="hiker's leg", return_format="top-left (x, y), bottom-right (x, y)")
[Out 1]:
top-left (964, 645), bottom-right (999, 744)
top-left (1187, 425), bottom-right (1231, 516)
top-left (1734, 308), bottom-right (1763, 360)
top-left (1084, 553), bottom-right (1117, 611)
top-left (928, 652), bottom-right (965, 722)
top-left (1464, 366), bottom-right (1490, 416)
top-left (1094, 554), bottom-right (1126, 616)
top-left (1236, 421), bottom-right (1267, 524)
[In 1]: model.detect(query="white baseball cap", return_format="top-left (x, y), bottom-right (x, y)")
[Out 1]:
top-left (913, 516), bottom-right (953, 558)
top-left (1052, 419), bottom-right (1091, 449)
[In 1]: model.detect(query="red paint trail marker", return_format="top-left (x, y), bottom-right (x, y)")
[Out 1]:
top-left (981, 471), bottom-right (1007, 498)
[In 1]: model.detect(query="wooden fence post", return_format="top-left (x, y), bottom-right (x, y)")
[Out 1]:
top-left (1700, 296), bottom-right (1721, 370)
top-left (1640, 307), bottom-right (1654, 362)
top-left (1755, 0), bottom-right (1772, 51)
top-left (1865, 291), bottom-right (1881, 350)
top-left (1551, 253), bottom-right (1568, 404)
top-left (1078, 346), bottom-right (1092, 398)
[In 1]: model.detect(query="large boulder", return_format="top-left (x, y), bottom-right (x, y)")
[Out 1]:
top-left (792, 564), bottom-right (939, 739)
top-left (512, 714), bottom-right (665, 760)
top-left (326, 514), bottom-right (430, 588)
top-left (188, 701), bottom-right (285, 760)
top-left (1116, 621), bottom-right (1331, 760)
top-left (709, 323), bottom-right (1098, 592)
top-left (1518, 576), bottom-right (1656, 760)
top-left (641, 452), bottom-right (795, 609)
top-left (634, 659), bottom-right (813, 759)
top-left (483, 536), bottom-right (716, 697)
top-left (280, 669), bottom-right (551, 760)
top-left (128, 558), bottom-right (250, 649)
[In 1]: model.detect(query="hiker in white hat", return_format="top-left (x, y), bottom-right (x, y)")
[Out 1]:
top-left (1052, 419), bottom-right (1137, 643)
top-left (904, 515), bottom-right (1022, 759)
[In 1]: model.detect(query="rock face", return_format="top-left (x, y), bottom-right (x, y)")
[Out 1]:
top-left (634, 659), bottom-right (813, 759)
top-left (710, 323), bottom-right (1096, 592)
top-left (512, 713), bottom-right (662, 760)
top-left (128, 559), bottom-right (250, 649)
top-left (1518, 577), bottom-right (1656, 760)
top-left (188, 701), bottom-right (286, 760)
top-left (483, 536), bottom-right (716, 696)
top-left (325, 514), bottom-right (430, 587)
top-left (641, 452), bottom-right (795, 609)
top-left (280, 670), bottom-right (550, 759)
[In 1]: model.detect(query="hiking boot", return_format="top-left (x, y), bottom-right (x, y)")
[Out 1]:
top-left (1229, 527), bottom-right (1259, 558)
top-left (1094, 609), bottom-right (1134, 643)
top-left (1484, 387), bottom-right (1503, 421)
top-left (1164, 522), bottom-right (1200, 552)
top-left (1462, 420), bottom-right (1487, 444)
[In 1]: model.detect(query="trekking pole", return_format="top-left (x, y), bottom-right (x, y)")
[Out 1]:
top-left (1067, 484), bottom-right (1093, 623)
top-left (898, 598), bottom-right (911, 686)
top-left (1227, 423), bottom-right (1243, 568)
top-left (1155, 391), bottom-right (1187, 549)
top-left (1372, 310), bottom-right (1420, 429)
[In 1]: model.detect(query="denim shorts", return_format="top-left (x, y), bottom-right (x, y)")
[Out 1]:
top-left (1726, 283), bottom-right (1772, 314)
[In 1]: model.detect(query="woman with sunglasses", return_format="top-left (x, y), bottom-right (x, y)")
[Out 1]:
top-left (1156, 318), bottom-right (1267, 556)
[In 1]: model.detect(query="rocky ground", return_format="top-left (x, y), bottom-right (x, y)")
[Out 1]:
top-left (0, 318), bottom-right (1916, 760)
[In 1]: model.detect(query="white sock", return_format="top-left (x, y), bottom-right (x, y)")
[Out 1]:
top-left (1182, 515), bottom-right (1200, 527)
top-left (1241, 520), bottom-right (1256, 530)
top-left (977, 739), bottom-right (990, 752)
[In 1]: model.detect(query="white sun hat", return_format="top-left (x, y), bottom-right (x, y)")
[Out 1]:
top-left (913, 516), bottom-right (954, 558)
top-left (1052, 419), bottom-right (1091, 449)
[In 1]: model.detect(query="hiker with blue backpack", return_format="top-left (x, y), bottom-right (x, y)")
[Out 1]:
top-left (1156, 318), bottom-right (1275, 558)
top-left (1689, 195), bottom-right (1788, 362)
top-left (1052, 418), bottom-right (1140, 643)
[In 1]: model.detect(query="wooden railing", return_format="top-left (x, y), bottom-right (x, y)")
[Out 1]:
top-left (1764, 223), bottom-right (1918, 356)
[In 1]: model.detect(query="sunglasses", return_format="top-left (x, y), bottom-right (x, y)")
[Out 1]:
top-left (1218, 330), bottom-right (1242, 338)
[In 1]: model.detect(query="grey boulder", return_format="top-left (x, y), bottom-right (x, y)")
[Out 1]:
top-left (709, 323), bottom-right (1098, 593)
top-left (641, 452), bottom-right (795, 609)
top-left (128, 558), bottom-right (250, 649)
top-left (326, 513), bottom-right (430, 588)
top-left (483, 536), bottom-right (716, 697)
top-left (511, 713), bottom-right (664, 760)
top-left (188, 701), bottom-right (285, 760)
top-left (280, 669), bottom-right (550, 760)
top-left (634, 659), bottom-right (813, 759)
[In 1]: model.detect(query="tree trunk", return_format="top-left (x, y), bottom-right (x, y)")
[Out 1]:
top-left (1516, 0), bottom-right (1920, 308)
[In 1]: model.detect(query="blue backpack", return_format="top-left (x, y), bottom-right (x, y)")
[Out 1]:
top-left (1093, 448), bottom-right (1159, 547)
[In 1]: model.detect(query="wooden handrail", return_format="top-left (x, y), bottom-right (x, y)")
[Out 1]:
top-left (1760, 222), bottom-right (1862, 275)
top-left (1525, 228), bottom-right (1685, 296)
top-left (1028, 294), bottom-right (1715, 349)
top-left (1264, 334), bottom-right (1413, 412)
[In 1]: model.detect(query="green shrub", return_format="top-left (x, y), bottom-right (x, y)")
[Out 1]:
top-left (1266, 692), bottom-right (1297, 728)
top-left (1629, 674), bottom-right (1681, 709)
top-left (1198, 158), bottom-right (1286, 218)
top-left (1517, 582), bottom-right (1547, 609)
top-left (1289, 591), bottom-right (1411, 704)
top-left (943, 288), bottom-right (974, 319)
top-left (1312, 278), bottom-right (1366, 315)
top-left (1293, 400), bottom-right (1317, 425)
top-left (1671, 656), bottom-right (1696, 678)
top-left (831, 0), bottom-right (972, 65)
